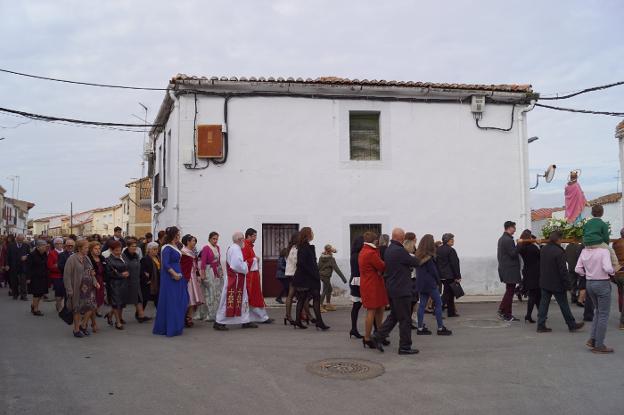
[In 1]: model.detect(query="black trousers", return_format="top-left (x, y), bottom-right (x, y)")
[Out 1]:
top-left (583, 292), bottom-right (594, 321)
top-left (537, 289), bottom-right (576, 329)
top-left (526, 288), bottom-right (541, 318)
top-left (441, 280), bottom-right (456, 316)
top-left (375, 296), bottom-right (413, 350)
top-left (9, 272), bottom-right (27, 298)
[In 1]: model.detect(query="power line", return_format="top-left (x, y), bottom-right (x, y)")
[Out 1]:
top-left (0, 68), bottom-right (169, 91)
top-left (539, 81), bottom-right (624, 100)
top-left (0, 106), bottom-right (162, 128)
top-left (535, 103), bottom-right (624, 117)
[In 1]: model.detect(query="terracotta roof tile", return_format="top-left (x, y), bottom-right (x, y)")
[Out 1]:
top-left (532, 192), bottom-right (622, 221)
top-left (170, 74), bottom-right (533, 93)
top-left (531, 207), bottom-right (565, 221)
top-left (617, 120), bottom-right (624, 139)
top-left (588, 192), bottom-right (622, 206)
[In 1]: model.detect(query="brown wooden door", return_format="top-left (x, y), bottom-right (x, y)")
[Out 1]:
top-left (262, 224), bottom-right (299, 297)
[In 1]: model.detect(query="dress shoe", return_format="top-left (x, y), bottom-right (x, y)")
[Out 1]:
top-left (262, 318), bottom-right (274, 324)
top-left (524, 316), bottom-right (536, 323)
top-left (398, 348), bottom-right (419, 355)
top-left (324, 304), bottom-right (337, 311)
top-left (213, 323), bottom-right (229, 331)
top-left (242, 322), bottom-right (258, 329)
top-left (591, 345), bottom-right (614, 354)
top-left (416, 327), bottom-right (432, 335)
top-left (437, 326), bottom-right (452, 336)
top-left (586, 338), bottom-right (595, 349)
top-left (275, 298), bottom-right (284, 304)
top-left (537, 326), bottom-right (552, 333)
top-left (349, 329), bottom-right (363, 339)
top-left (569, 322), bottom-right (584, 332)
top-left (447, 313), bottom-right (460, 318)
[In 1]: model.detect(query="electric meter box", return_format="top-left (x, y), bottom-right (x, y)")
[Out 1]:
top-left (471, 96), bottom-right (485, 113)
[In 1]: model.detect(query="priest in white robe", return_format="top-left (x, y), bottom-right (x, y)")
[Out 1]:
top-left (214, 232), bottom-right (258, 330)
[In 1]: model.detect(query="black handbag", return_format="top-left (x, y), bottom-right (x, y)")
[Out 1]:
top-left (58, 305), bottom-right (74, 325)
top-left (450, 281), bottom-right (465, 299)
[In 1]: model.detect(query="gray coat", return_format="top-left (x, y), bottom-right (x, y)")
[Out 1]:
top-left (497, 233), bottom-right (521, 284)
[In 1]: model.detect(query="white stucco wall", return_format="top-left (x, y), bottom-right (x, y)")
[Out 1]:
top-left (153, 94), bottom-right (531, 295)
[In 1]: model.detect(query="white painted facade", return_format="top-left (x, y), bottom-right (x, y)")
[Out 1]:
top-left (150, 78), bottom-right (535, 295)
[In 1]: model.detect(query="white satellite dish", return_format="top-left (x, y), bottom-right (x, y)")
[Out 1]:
top-left (530, 164), bottom-right (557, 189)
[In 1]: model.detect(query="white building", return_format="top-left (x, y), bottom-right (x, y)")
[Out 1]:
top-left (3, 197), bottom-right (35, 235)
top-left (149, 75), bottom-right (536, 295)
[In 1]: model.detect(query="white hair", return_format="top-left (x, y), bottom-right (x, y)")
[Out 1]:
top-left (146, 241), bottom-right (159, 251)
top-left (53, 237), bottom-right (64, 245)
top-left (232, 231), bottom-right (244, 243)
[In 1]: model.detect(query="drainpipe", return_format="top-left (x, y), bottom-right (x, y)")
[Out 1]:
top-left (517, 100), bottom-right (536, 230)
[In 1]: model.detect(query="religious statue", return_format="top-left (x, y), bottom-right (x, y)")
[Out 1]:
top-left (564, 170), bottom-right (588, 223)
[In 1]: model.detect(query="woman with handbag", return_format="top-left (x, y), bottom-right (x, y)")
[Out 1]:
top-left (415, 235), bottom-right (452, 336)
top-left (64, 239), bottom-right (99, 338)
top-left (436, 233), bottom-right (462, 318)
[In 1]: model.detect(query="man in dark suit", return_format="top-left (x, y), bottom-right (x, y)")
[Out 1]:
top-left (497, 221), bottom-right (521, 321)
top-left (537, 231), bottom-right (584, 333)
top-left (373, 228), bottom-right (420, 355)
top-left (7, 234), bottom-right (31, 300)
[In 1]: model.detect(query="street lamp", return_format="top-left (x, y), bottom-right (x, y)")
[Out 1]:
top-left (528, 136), bottom-right (539, 144)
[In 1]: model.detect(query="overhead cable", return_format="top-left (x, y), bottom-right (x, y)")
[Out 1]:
top-left (535, 103), bottom-right (624, 117)
top-left (0, 68), bottom-right (169, 91)
top-left (0, 106), bottom-right (161, 128)
top-left (539, 81), bottom-right (624, 100)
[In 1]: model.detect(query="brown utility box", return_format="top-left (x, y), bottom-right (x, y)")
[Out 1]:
top-left (197, 124), bottom-right (224, 158)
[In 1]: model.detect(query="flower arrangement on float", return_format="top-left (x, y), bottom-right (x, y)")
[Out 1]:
top-left (541, 217), bottom-right (611, 241)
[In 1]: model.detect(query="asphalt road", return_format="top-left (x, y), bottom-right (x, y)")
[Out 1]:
top-left (1, 288), bottom-right (623, 415)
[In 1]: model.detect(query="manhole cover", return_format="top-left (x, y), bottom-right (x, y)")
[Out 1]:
top-left (306, 358), bottom-right (384, 380)
top-left (460, 319), bottom-right (510, 329)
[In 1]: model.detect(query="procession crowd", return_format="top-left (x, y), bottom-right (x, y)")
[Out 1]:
top-left (0, 203), bottom-right (623, 355)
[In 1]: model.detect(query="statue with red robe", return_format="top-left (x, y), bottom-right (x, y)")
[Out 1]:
top-left (565, 171), bottom-right (588, 224)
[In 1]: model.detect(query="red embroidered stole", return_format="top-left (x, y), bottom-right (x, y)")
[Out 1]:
top-left (225, 263), bottom-right (245, 317)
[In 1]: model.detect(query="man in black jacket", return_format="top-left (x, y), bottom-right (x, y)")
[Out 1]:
top-left (7, 234), bottom-right (31, 300)
top-left (497, 221), bottom-right (522, 321)
top-left (373, 228), bottom-right (420, 355)
top-left (537, 231), bottom-right (584, 333)
top-left (437, 233), bottom-right (461, 317)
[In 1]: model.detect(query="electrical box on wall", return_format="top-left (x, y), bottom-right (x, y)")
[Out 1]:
top-left (197, 124), bottom-right (224, 158)
top-left (471, 96), bottom-right (485, 113)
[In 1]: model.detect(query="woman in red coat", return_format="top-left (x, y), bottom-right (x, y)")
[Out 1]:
top-left (358, 231), bottom-right (387, 349)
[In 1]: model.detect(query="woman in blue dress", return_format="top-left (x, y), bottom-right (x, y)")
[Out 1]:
top-left (153, 226), bottom-right (190, 337)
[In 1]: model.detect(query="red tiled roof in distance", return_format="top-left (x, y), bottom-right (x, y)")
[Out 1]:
top-left (532, 192), bottom-right (623, 221)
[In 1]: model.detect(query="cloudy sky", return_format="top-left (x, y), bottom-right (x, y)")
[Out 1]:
top-left (1, 0), bottom-right (622, 219)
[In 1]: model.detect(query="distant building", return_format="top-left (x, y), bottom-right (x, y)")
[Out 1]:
top-left (61, 210), bottom-right (94, 236)
top-left (0, 186), bottom-right (5, 235)
top-left (125, 177), bottom-right (152, 237)
top-left (532, 192), bottom-right (623, 237)
top-left (47, 215), bottom-right (65, 237)
top-left (3, 197), bottom-right (35, 235)
top-left (91, 204), bottom-right (121, 236)
top-left (32, 214), bottom-right (66, 237)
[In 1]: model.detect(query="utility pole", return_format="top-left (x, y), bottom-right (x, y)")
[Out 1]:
top-left (70, 202), bottom-right (73, 235)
